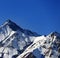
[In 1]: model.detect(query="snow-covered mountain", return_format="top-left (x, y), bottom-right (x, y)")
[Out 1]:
top-left (0, 20), bottom-right (60, 58)
top-left (0, 20), bottom-right (39, 58)
top-left (17, 32), bottom-right (60, 58)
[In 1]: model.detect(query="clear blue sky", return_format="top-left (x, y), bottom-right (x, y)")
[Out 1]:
top-left (0, 0), bottom-right (60, 35)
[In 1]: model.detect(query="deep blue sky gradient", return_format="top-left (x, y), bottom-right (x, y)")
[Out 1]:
top-left (0, 0), bottom-right (60, 35)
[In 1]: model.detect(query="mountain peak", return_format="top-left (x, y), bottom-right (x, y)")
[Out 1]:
top-left (6, 19), bottom-right (12, 23)
top-left (48, 31), bottom-right (60, 38)
top-left (0, 20), bottom-right (39, 36)
top-left (0, 19), bottom-right (23, 31)
top-left (5, 19), bottom-right (16, 25)
top-left (6, 19), bottom-right (23, 31)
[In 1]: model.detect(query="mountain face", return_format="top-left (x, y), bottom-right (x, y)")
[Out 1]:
top-left (0, 20), bottom-right (60, 58)
top-left (17, 32), bottom-right (60, 58)
top-left (0, 20), bottom-right (39, 58)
